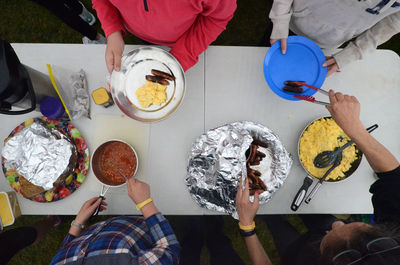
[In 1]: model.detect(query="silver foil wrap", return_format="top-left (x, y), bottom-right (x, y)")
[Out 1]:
top-left (2, 122), bottom-right (73, 190)
top-left (186, 121), bottom-right (293, 218)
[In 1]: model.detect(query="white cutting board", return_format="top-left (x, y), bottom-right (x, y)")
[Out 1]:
top-left (88, 114), bottom-right (150, 194)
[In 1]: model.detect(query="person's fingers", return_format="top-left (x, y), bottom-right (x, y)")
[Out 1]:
top-left (253, 191), bottom-right (260, 207)
top-left (281, 38), bottom-right (287, 54)
top-left (127, 177), bottom-right (136, 189)
top-left (105, 53), bottom-right (114, 74)
top-left (324, 58), bottom-right (336, 67)
top-left (236, 176), bottom-right (243, 200)
top-left (99, 206), bottom-right (106, 212)
top-left (325, 105), bottom-right (333, 113)
top-left (270, 39), bottom-right (277, 45)
top-left (243, 177), bottom-right (249, 200)
top-left (326, 65), bottom-right (337, 77)
top-left (335, 92), bottom-right (344, 101)
top-left (101, 201), bottom-right (108, 206)
top-left (114, 52), bottom-right (121, 72)
top-left (328, 89), bottom-right (337, 104)
top-left (323, 57), bottom-right (335, 67)
top-left (351, 96), bottom-right (358, 103)
top-left (88, 198), bottom-right (102, 210)
top-left (133, 178), bottom-right (141, 184)
top-left (344, 95), bottom-right (352, 102)
top-left (85, 197), bottom-right (100, 207)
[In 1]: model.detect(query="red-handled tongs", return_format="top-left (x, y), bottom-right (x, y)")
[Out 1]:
top-left (294, 95), bottom-right (330, 106)
top-left (285, 81), bottom-right (329, 96)
top-left (286, 81), bottom-right (330, 106)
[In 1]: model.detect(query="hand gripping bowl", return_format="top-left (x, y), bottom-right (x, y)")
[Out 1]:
top-left (110, 47), bottom-right (186, 122)
top-left (91, 140), bottom-right (138, 215)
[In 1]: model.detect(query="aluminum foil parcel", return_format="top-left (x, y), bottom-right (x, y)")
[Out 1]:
top-left (186, 121), bottom-right (293, 218)
top-left (2, 122), bottom-right (73, 190)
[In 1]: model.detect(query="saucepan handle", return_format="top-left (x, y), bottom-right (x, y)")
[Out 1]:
top-left (366, 124), bottom-right (378, 133)
top-left (305, 182), bottom-right (322, 204)
top-left (92, 195), bottom-right (105, 217)
top-left (291, 176), bottom-right (313, 211)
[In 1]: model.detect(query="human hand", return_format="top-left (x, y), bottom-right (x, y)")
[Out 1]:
top-left (105, 31), bottom-right (125, 73)
top-left (326, 90), bottom-right (364, 138)
top-left (127, 178), bottom-right (151, 204)
top-left (236, 176), bottom-right (259, 227)
top-left (323, 57), bottom-right (340, 77)
top-left (75, 197), bottom-right (107, 225)
top-left (127, 178), bottom-right (158, 218)
top-left (270, 38), bottom-right (287, 54)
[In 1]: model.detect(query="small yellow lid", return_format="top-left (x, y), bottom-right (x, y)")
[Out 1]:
top-left (0, 192), bottom-right (14, 227)
top-left (92, 88), bottom-right (111, 105)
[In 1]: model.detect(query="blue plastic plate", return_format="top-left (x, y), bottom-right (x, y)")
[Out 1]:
top-left (263, 36), bottom-right (327, 101)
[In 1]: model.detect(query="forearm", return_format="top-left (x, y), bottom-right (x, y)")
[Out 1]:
top-left (141, 202), bottom-right (158, 219)
top-left (92, 0), bottom-right (125, 37)
top-left (347, 123), bottom-right (399, 173)
top-left (334, 12), bottom-right (400, 68)
top-left (269, 0), bottom-right (293, 39)
top-left (244, 234), bottom-right (273, 265)
top-left (68, 225), bottom-right (82, 237)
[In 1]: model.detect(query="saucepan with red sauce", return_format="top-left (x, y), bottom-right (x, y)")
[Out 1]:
top-left (91, 140), bottom-right (138, 215)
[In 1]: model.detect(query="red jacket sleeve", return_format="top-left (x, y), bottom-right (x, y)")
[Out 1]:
top-left (91, 0), bottom-right (126, 37)
top-left (170, 0), bottom-right (237, 71)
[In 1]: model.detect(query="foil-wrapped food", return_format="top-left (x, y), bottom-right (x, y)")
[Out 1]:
top-left (186, 121), bottom-right (293, 218)
top-left (2, 121), bottom-right (77, 198)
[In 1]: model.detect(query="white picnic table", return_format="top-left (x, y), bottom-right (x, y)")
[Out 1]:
top-left (1, 44), bottom-right (399, 215)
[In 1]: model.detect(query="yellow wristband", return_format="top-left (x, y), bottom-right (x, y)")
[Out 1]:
top-left (136, 198), bottom-right (153, 211)
top-left (239, 221), bottom-right (255, 231)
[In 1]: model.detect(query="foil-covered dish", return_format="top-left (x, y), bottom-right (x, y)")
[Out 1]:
top-left (186, 121), bottom-right (293, 218)
top-left (2, 120), bottom-right (77, 198)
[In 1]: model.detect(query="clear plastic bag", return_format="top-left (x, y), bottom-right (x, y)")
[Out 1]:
top-left (47, 64), bottom-right (90, 120)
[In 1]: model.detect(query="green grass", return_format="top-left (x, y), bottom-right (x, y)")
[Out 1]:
top-left (0, 0), bottom-right (396, 264)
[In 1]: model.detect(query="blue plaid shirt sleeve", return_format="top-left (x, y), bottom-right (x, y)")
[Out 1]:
top-left (61, 233), bottom-right (76, 246)
top-left (138, 213), bottom-right (180, 265)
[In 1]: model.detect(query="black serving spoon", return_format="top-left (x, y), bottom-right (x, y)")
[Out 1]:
top-left (304, 152), bottom-right (343, 204)
top-left (313, 124), bottom-right (378, 168)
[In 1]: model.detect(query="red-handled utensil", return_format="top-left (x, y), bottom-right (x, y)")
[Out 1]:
top-left (285, 81), bottom-right (329, 95)
top-left (294, 95), bottom-right (330, 106)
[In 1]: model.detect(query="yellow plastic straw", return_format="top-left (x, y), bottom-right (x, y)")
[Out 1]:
top-left (46, 64), bottom-right (72, 120)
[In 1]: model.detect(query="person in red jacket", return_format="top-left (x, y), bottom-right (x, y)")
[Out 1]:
top-left (91, 0), bottom-right (237, 73)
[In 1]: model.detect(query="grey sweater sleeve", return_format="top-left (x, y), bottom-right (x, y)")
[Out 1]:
top-left (269, 0), bottom-right (294, 40)
top-left (334, 12), bottom-right (400, 69)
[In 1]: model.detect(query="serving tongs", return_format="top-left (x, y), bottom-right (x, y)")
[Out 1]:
top-left (285, 81), bottom-right (330, 106)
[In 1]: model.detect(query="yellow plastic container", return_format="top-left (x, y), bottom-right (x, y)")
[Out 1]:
top-left (91, 87), bottom-right (114, 107)
top-left (0, 191), bottom-right (21, 228)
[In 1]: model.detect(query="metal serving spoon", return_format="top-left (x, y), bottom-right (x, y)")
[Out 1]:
top-left (313, 124), bottom-right (378, 168)
top-left (108, 160), bottom-right (129, 182)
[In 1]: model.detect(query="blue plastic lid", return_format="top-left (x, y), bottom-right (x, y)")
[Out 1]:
top-left (40, 97), bottom-right (64, 119)
top-left (263, 36), bottom-right (327, 101)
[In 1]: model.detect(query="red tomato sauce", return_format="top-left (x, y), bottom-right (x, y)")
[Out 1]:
top-left (100, 142), bottom-right (137, 184)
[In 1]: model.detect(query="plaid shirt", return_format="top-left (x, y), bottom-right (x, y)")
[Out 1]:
top-left (50, 213), bottom-right (180, 265)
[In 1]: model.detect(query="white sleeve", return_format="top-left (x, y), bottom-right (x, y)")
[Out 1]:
top-left (269, 0), bottom-right (294, 39)
top-left (334, 12), bottom-right (400, 69)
